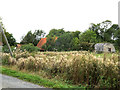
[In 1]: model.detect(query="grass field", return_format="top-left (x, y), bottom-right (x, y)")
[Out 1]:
top-left (1, 51), bottom-right (120, 89)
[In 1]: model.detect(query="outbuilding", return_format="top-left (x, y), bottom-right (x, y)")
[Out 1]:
top-left (95, 43), bottom-right (115, 53)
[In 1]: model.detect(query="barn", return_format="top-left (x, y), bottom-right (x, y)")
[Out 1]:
top-left (95, 43), bottom-right (115, 53)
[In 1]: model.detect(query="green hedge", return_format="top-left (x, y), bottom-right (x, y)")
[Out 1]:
top-left (20, 43), bottom-right (40, 52)
top-left (2, 45), bottom-right (15, 53)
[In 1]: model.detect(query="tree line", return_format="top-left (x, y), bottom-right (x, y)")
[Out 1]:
top-left (42, 20), bottom-right (120, 51)
top-left (1, 19), bottom-right (120, 52)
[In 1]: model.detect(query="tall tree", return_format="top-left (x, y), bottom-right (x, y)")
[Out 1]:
top-left (20, 30), bottom-right (45, 46)
top-left (42, 36), bottom-right (57, 51)
top-left (55, 33), bottom-right (73, 51)
top-left (71, 37), bottom-right (80, 50)
top-left (89, 20), bottom-right (112, 42)
top-left (20, 31), bottom-right (34, 44)
top-left (79, 29), bottom-right (97, 43)
top-left (3, 31), bottom-right (16, 46)
top-left (114, 27), bottom-right (120, 50)
top-left (33, 30), bottom-right (46, 46)
top-left (72, 31), bottom-right (81, 38)
top-left (46, 28), bottom-right (65, 37)
top-left (0, 17), bottom-right (16, 46)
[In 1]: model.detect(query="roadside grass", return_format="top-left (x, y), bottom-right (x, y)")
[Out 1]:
top-left (0, 66), bottom-right (86, 89)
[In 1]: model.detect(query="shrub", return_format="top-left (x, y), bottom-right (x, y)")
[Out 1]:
top-left (2, 45), bottom-right (16, 53)
top-left (20, 43), bottom-right (40, 53)
top-left (2, 54), bottom-right (10, 65)
top-left (2, 53), bottom-right (16, 65)
top-left (79, 42), bottom-right (94, 51)
top-left (15, 51), bottom-right (30, 60)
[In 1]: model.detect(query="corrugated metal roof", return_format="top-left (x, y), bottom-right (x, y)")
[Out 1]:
top-left (37, 38), bottom-right (47, 50)
top-left (37, 37), bottom-right (58, 50)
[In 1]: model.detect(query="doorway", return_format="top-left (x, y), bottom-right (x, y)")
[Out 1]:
top-left (108, 48), bottom-right (111, 52)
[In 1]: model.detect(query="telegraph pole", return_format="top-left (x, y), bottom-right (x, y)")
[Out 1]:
top-left (0, 24), bottom-right (13, 56)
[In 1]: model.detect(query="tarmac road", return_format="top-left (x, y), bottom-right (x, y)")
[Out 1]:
top-left (0, 73), bottom-right (47, 89)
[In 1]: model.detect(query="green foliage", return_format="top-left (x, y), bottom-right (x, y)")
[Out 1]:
top-left (20, 30), bottom-right (45, 46)
top-left (2, 45), bottom-right (16, 53)
top-left (2, 55), bottom-right (10, 65)
top-left (42, 36), bottom-right (57, 51)
top-left (2, 30), bottom-right (16, 46)
top-left (20, 31), bottom-right (34, 44)
top-left (33, 30), bottom-right (46, 46)
top-left (79, 29), bottom-right (97, 43)
top-left (46, 28), bottom-right (65, 37)
top-left (89, 21), bottom-right (120, 51)
top-left (98, 76), bottom-right (119, 88)
top-left (55, 33), bottom-right (73, 51)
top-left (89, 20), bottom-right (112, 42)
top-left (1, 66), bottom-right (84, 88)
top-left (79, 42), bottom-right (94, 51)
top-left (1, 18), bottom-right (120, 52)
top-left (20, 43), bottom-right (40, 52)
top-left (71, 31), bottom-right (81, 38)
top-left (114, 28), bottom-right (120, 50)
top-left (71, 37), bottom-right (81, 50)
top-left (0, 18), bottom-right (16, 46)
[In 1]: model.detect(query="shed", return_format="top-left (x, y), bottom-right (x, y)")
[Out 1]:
top-left (95, 43), bottom-right (115, 53)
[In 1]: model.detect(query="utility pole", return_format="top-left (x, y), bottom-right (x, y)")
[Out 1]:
top-left (0, 24), bottom-right (13, 56)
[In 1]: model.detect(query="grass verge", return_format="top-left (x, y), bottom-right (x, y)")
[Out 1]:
top-left (0, 66), bottom-right (86, 89)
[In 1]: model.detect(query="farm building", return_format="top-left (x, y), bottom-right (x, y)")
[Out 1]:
top-left (37, 37), bottom-right (57, 50)
top-left (37, 38), bottom-right (47, 50)
top-left (95, 43), bottom-right (115, 53)
top-left (16, 44), bottom-right (22, 48)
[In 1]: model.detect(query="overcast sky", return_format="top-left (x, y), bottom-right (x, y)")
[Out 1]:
top-left (0, 0), bottom-right (119, 43)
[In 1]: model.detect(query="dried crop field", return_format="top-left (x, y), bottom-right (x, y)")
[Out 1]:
top-left (2, 51), bottom-right (120, 88)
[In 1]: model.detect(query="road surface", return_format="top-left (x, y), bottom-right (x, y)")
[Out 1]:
top-left (0, 73), bottom-right (49, 89)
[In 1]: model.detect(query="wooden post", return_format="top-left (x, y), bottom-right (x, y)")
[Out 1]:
top-left (0, 24), bottom-right (13, 56)
top-left (118, 55), bottom-right (120, 75)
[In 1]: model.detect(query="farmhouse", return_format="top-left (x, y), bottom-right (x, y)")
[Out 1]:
top-left (95, 43), bottom-right (115, 53)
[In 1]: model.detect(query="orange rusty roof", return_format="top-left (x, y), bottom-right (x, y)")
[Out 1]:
top-left (55, 37), bottom-right (58, 41)
top-left (17, 44), bottom-right (22, 48)
top-left (37, 37), bottom-right (58, 50)
top-left (37, 38), bottom-right (47, 50)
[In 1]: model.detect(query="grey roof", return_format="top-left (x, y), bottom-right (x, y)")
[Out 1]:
top-left (95, 43), bottom-right (104, 51)
top-left (95, 43), bottom-right (114, 46)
